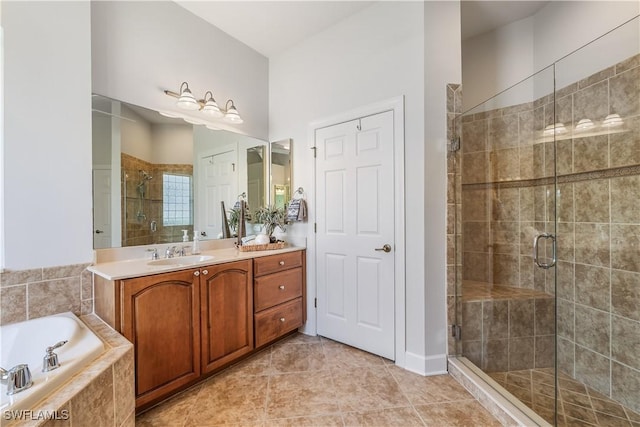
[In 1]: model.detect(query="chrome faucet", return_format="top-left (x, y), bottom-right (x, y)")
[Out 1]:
top-left (165, 246), bottom-right (176, 258)
top-left (1, 364), bottom-right (33, 395)
top-left (177, 246), bottom-right (189, 257)
top-left (42, 340), bottom-right (68, 372)
top-left (147, 248), bottom-right (159, 260)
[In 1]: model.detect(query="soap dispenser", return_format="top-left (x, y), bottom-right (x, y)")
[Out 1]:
top-left (192, 231), bottom-right (201, 255)
top-left (182, 229), bottom-right (189, 242)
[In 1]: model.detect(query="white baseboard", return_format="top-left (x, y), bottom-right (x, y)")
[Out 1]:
top-left (404, 351), bottom-right (448, 376)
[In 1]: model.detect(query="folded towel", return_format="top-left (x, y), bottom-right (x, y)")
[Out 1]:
top-left (287, 198), bottom-right (307, 222)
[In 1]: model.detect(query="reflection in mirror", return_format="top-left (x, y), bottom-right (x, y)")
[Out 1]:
top-left (270, 139), bottom-right (292, 209)
top-left (91, 94), bottom-right (270, 248)
top-left (247, 145), bottom-right (266, 219)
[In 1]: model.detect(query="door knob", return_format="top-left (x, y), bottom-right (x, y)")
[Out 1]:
top-left (375, 244), bottom-right (392, 253)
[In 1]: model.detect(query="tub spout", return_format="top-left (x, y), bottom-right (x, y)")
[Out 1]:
top-left (2, 364), bottom-right (33, 395)
top-left (42, 340), bottom-right (68, 372)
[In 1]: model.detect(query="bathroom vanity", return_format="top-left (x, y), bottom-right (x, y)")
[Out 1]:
top-left (89, 246), bottom-right (306, 412)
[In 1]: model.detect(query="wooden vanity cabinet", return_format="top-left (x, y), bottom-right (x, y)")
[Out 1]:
top-left (119, 268), bottom-right (201, 409)
top-left (253, 251), bottom-right (306, 348)
top-left (93, 249), bottom-right (305, 412)
top-left (200, 260), bottom-right (253, 374)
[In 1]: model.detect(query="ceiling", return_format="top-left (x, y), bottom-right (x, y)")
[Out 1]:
top-left (175, 1), bottom-right (550, 58)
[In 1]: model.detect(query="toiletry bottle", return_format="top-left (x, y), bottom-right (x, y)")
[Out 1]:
top-left (192, 231), bottom-right (201, 255)
top-left (182, 229), bottom-right (189, 242)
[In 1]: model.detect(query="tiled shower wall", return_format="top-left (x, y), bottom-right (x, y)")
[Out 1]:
top-left (121, 153), bottom-right (193, 246)
top-left (0, 264), bottom-right (94, 326)
top-left (455, 53), bottom-right (640, 412)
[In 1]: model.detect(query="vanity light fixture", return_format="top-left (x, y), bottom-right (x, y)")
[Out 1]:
top-left (175, 82), bottom-right (200, 111)
top-left (602, 113), bottom-right (623, 127)
top-left (575, 118), bottom-right (595, 131)
top-left (543, 122), bottom-right (567, 137)
top-left (164, 82), bottom-right (243, 124)
top-left (223, 100), bottom-right (243, 124)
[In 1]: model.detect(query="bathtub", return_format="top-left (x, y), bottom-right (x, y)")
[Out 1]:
top-left (1, 312), bottom-right (104, 417)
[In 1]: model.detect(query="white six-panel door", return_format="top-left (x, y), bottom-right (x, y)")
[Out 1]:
top-left (315, 110), bottom-right (395, 359)
top-left (199, 148), bottom-right (237, 239)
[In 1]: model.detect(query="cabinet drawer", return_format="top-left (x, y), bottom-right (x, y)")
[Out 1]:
top-left (253, 251), bottom-right (302, 277)
top-left (254, 268), bottom-right (303, 312)
top-left (254, 297), bottom-right (303, 347)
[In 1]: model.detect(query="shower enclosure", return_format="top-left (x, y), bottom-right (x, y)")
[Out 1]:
top-left (451, 17), bottom-right (640, 426)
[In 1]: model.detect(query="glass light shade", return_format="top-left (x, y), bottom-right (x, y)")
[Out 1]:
top-left (575, 118), bottom-right (594, 131)
top-left (202, 99), bottom-right (224, 118)
top-left (543, 122), bottom-right (566, 137)
top-left (602, 113), bottom-right (623, 127)
top-left (176, 87), bottom-right (200, 111)
top-left (223, 104), bottom-right (243, 124)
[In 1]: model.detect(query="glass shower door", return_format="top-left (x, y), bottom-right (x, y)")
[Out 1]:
top-left (455, 65), bottom-right (559, 425)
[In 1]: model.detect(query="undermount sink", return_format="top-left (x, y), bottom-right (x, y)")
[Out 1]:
top-left (148, 255), bottom-right (214, 266)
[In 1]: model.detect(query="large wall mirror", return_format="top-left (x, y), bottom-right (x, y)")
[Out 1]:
top-left (91, 94), bottom-right (289, 249)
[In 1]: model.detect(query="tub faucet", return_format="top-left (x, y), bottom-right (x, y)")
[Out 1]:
top-left (1, 364), bottom-right (33, 395)
top-left (42, 340), bottom-right (68, 372)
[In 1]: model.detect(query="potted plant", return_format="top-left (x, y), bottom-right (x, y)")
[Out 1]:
top-left (255, 205), bottom-right (287, 241)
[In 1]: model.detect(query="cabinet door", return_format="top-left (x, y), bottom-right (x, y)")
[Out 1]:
top-left (120, 269), bottom-right (200, 408)
top-left (200, 260), bottom-right (254, 374)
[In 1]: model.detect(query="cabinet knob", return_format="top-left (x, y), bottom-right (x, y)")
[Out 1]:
top-left (279, 261), bottom-right (285, 266)
top-left (278, 285), bottom-right (285, 290)
top-left (202, 269), bottom-right (208, 275)
top-left (193, 271), bottom-right (200, 277)
top-left (279, 317), bottom-right (286, 322)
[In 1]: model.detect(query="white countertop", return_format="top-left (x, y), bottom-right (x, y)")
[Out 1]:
top-left (88, 245), bottom-right (305, 280)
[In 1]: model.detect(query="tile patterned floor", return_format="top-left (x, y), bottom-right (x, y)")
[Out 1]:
top-left (489, 368), bottom-right (640, 427)
top-left (136, 334), bottom-right (502, 426)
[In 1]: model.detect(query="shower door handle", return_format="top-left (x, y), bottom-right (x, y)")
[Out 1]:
top-left (533, 233), bottom-right (556, 269)
top-left (95, 229), bottom-right (104, 234)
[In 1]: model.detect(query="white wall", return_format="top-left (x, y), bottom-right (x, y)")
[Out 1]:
top-left (150, 124), bottom-right (193, 165)
top-left (463, 1), bottom-right (640, 110)
top-left (91, 1), bottom-right (269, 140)
top-left (424, 1), bottom-right (462, 373)
top-left (269, 1), bottom-right (460, 373)
top-left (120, 105), bottom-right (153, 162)
top-left (462, 16), bottom-right (534, 111)
top-left (2, 1), bottom-right (92, 270)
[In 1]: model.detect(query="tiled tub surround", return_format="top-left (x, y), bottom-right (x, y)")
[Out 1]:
top-left (0, 264), bottom-right (94, 326)
top-left (457, 53), bottom-right (640, 413)
top-left (2, 314), bottom-right (133, 427)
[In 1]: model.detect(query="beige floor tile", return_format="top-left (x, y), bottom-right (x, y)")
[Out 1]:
top-left (342, 407), bottom-right (425, 426)
top-left (266, 370), bottom-right (340, 419)
top-left (387, 366), bottom-right (472, 405)
top-left (414, 400), bottom-right (502, 427)
top-left (322, 339), bottom-right (385, 369)
top-left (185, 374), bottom-right (269, 426)
top-left (271, 342), bottom-right (327, 373)
top-left (136, 384), bottom-right (203, 427)
top-left (225, 348), bottom-right (274, 377)
top-left (267, 414), bottom-right (344, 426)
top-left (331, 366), bottom-right (410, 412)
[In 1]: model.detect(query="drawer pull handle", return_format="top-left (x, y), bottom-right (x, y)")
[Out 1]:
top-left (279, 317), bottom-right (286, 322)
top-left (202, 269), bottom-right (208, 275)
top-left (279, 261), bottom-right (285, 266)
top-left (279, 285), bottom-right (285, 290)
top-left (193, 271), bottom-right (200, 277)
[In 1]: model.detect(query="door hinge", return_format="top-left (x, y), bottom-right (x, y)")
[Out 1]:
top-left (452, 324), bottom-right (462, 341)
top-left (311, 146), bottom-right (317, 158)
top-left (314, 223), bottom-right (317, 233)
top-left (314, 297), bottom-right (317, 308)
